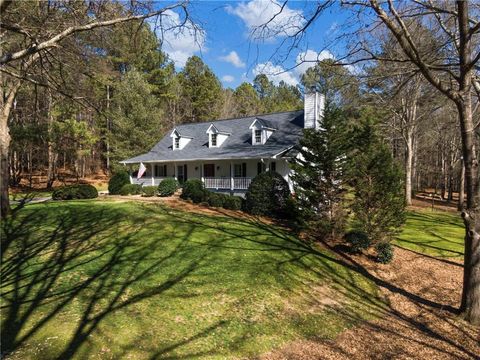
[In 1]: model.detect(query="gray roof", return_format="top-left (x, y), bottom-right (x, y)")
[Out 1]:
top-left (121, 110), bottom-right (305, 164)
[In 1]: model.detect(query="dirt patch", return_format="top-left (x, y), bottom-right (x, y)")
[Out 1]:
top-left (262, 247), bottom-right (480, 360)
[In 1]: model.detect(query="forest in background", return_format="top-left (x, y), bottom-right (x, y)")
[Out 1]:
top-left (4, 0), bottom-right (470, 212)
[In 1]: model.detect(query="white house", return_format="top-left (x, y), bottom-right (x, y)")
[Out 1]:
top-left (121, 91), bottom-right (324, 195)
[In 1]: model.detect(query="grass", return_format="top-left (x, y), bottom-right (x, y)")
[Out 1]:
top-left (395, 208), bottom-right (464, 258)
top-left (1, 200), bottom-right (385, 360)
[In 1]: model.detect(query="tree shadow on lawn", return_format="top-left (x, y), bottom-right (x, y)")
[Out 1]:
top-left (1, 202), bottom-right (226, 359)
top-left (1, 201), bottom-right (477, 359)
top-left (156, 205), bottom-right (478, 359)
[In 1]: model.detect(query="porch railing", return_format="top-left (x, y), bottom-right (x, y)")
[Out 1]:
top-left (131, 177), bottom-right (171, 186)
top-left (204, 177), bottom-right (252, 190)
top-left (233, 177), bottom-right (252, 190)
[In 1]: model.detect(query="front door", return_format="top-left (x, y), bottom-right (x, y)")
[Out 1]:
top-left (204, 164), bottom-right (215, 177)
top-left (177, 165), bottom-right (184, 183)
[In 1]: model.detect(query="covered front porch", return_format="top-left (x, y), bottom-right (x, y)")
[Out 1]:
top-left (127, 158), bottom-right (289, 192)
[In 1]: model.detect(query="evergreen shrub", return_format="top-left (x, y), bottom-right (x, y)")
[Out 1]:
top-left (158, 178), bottom-right (178, 197)
top-left (108, 171), bottom-right (130, 195)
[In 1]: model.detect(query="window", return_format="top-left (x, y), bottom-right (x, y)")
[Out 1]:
top-left (211, 133), bottom-right (217, 147)
top-left (174, 137), bottom-right (180, 149)
top-left (270, 161), bottom-right (276, 173)
top-left (154, 164), bottom-right (167, 177)
top-left (254, 130), bottom-right (262, 144)
top-left (257, 162), bottom-right (266, 175)
top-left (234, 164), bottom-right (242, 177)
top-left (234, 163), bottom-right (247, 177)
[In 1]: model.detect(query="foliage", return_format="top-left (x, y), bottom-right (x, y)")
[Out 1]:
top-left (346, 114), bottom-right (406, 243)
top-left (290, 103), bottom-right (348, 238)
top-left (301, 59), bottom-right (359, 108)
top-left (141, 186), bottom-right (157, 197)
top-left (233, 82), bottom-right (261, 116)
top-left (223, 195), bottom-right (243, 210)
top-left (207, 192), bottom-right (226, 207)
top-left (179, 56), bottom-right (223, 122)
top-left (52, 184), bottom-right (98, 200)
top-left (109, 70), bottom-right (165, 168)
top-left (345, 230), bottom-right (371, 253)
top-left (119, 184), bottom-right (142, 196)
top-left (158, 178), bottom-right (178, 197)
top-left (375, 242), bottom-right (394, 264)
top-left (180, 179), bottom-right (208, 203)
top-left (245, 172), bottom-right (291, 218)
top-left (108, 171), bottom-right (130, 195)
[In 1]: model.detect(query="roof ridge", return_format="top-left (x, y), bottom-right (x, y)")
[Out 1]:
top-left (175, 109), bottom-right (303, 128)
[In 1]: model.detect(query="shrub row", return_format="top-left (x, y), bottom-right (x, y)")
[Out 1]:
top-left (52, 184), bottom-right (98, 200)
top-left (119, 184), bottom-right (142, 196)
top-left (180, 179), bottom-right (243, 210)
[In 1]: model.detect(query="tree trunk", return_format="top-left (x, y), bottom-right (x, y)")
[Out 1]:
top-left (46, 91), bottom-right (56, 188)
top-left (457, 99), bottom-right (480, 325)
top-left (0, 82), bottom-right (20, 218)
top-left (458, 161), bottom-right (465, 210)
top-left (405, 129), bottom-right (414, 205)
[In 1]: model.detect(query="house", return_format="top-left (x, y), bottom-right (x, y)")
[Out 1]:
top-left (120, 91), bottom-right (324, 195)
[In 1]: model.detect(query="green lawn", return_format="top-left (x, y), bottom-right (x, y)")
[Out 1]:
top-left (1, 200), bottom-right (384, 360)
top-left (395, 209), bottom-right (465, 258)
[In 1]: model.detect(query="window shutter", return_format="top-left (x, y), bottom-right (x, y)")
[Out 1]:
top-left (257, 162), bottom-right (262, 175)
top-left (242, 163), bottom-right (247, 177)
top-left (164, 165), bottom-right (167, 177)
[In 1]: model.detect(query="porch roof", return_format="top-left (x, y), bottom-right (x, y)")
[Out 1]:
top-left (121, 110), bottom-right (304, 164)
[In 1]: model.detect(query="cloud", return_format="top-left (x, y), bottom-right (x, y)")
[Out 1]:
top-left (295, 49), bottom-right (334, 76)
top-left (222, 75), bottom-right (235, 83)
top-left (226, 0), bottom-right (305, 40)
top-left (154, 10), bottom-right (206, 67)
top-left (219, 51), bottom-right (245, 68)
top-left (251, 49), bottom-right (338, 87)
top-left (253, 62), bottom-right (298, 86)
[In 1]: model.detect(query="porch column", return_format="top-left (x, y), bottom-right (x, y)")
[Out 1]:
top-left (200, 162), bottom-right (204, 184)
top-left (174, 162), bottom-right (177, 181)
top-left (151, 163), bottom-right (155, 186)
top-left (128, 165), bottom-right (133, 184)
top-left (230, 162), bottom-right (234, 191)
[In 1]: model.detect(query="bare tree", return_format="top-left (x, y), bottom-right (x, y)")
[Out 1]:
top-left (0, 0), bottom-right (197, 217)
top-left (256, 0), bottom-right (480, 323)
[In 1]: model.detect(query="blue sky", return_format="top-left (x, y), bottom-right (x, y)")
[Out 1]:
top-left (154, 1), bottom-right (349, 88)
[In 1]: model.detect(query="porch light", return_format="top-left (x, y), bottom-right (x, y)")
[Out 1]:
top-left (216, 166), bottom-right (220, 170)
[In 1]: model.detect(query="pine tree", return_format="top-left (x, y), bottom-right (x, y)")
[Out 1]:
top-left (346, 113), bottom-right (405, 243)
top-left (290, 103), bottom-right (347, 238)
top-left (179, 56), bottom-right (223, 122)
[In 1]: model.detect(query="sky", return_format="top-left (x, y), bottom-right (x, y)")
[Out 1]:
top-left (152, 0), bottom-right (350, 89)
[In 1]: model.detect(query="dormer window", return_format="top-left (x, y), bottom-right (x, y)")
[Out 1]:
top-left (249, 118), bottom-right (276, 146)
top-left (170, 128), bottom-right (192, 150)
top-left (254, 130), bottom-right (262, 144)
top-left (206, 123), bottom-right (230, 148)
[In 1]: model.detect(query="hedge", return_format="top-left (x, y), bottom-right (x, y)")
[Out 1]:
top-left (119, 184), bottom-right (143, 196)
top-left (223, 195), bottom-right (243, 210)
top-left (52, 184), bottom-right (98, 200)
